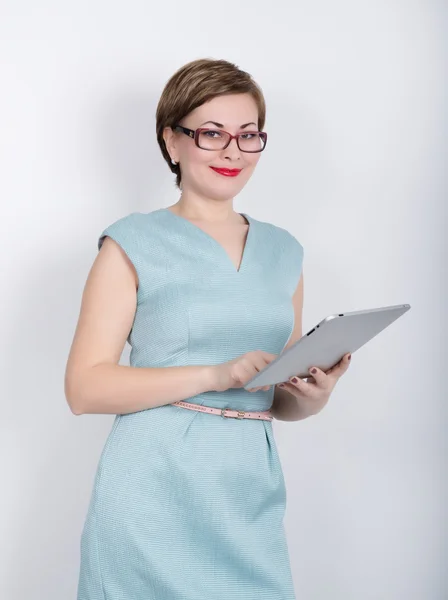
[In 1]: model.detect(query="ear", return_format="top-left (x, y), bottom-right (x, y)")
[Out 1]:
top-left (163, 126), bottom-right (178, 163)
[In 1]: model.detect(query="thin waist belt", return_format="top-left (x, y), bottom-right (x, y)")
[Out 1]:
top-left (172, 400), bottom-right (273, 421)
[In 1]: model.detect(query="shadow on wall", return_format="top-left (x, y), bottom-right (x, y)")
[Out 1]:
top-left (96, 86), bottom-right (174, 212)
top-left (2, 85), bottom-right (168, 598)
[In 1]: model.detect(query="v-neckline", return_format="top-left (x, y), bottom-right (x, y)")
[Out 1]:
top-left (161, 207), bottom-right (253, 274)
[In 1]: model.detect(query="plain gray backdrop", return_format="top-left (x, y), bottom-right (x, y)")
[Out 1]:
top-left (0, 1), bottom-right (446, 598)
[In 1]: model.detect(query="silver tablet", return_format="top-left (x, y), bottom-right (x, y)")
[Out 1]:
top-left (244, 303), bottom-right (411, 389)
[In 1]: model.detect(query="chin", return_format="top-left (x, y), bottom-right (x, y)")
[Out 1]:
top-left (207, 174), bottom-right (251, 199)
top-left (205, 183), bottom-right (246, 201)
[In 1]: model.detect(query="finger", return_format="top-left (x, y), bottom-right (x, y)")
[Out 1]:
top-left (240, 355), bottom-right (270, 378)
top-left (287, 375), bottom-right (313, 396)
top-left (326, 353), bottom-right (351, 377)
top-left (276, 382), bottom-right (296, 393)
top-left (260, 351), bottom-right (278, 362)
top-left (255, 354), bottom-right (277, 371)
top-left (247, 385), bottom-right (271, 392)
top-left (249, 351), bottom-right (277, 366)
top-left (307, 367), bottom-right (328, 388)
top-left (233, 363), bottom-right (260, 389)
top-left (243, 354), bottom-right (278, 390)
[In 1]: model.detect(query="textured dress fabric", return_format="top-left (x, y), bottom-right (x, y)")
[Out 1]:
top-left (77, 208), bottom-right (304, 600)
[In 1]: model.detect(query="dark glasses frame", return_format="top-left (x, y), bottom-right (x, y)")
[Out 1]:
top-left (173, 125), bottom-right (268, 153)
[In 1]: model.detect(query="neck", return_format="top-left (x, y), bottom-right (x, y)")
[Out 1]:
top-left (171, 190), bottom-right (238, 223)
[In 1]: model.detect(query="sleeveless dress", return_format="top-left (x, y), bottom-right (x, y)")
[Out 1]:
top-left (77, 207), bottom-right (304, 600)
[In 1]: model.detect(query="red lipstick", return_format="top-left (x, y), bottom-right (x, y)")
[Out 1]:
top-left (210, 167), bottom-right (242, 177)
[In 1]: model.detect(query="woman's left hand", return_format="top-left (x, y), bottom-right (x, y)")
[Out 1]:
top-left (276, 352), bottom-right (352, 416)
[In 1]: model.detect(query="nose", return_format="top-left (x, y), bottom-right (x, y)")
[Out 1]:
top-left (222, 136), bottom-right (242, 161)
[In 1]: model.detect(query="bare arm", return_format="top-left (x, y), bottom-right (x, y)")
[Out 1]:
top-left (64, 237), bottom-right (214, 415)
top-left (270, 272), bottom-right (312, 422)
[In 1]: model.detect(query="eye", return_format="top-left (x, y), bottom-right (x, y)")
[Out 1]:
top-left (239, 132), bottom-right (258, 140)
top-left (203, 129), bottom-right (223, 138)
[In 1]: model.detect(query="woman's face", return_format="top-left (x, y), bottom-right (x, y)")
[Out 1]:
top-left (164, 93), bottom-right (263, 201)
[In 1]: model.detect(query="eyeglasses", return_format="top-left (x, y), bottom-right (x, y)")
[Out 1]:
top-left (173, 125), bottom-right (267, 153)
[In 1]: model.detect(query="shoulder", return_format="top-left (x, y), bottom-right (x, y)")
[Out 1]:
top-left (98, 210), bottom-right (163, 251)
top-left (249, 214), bottom-right (304, 257)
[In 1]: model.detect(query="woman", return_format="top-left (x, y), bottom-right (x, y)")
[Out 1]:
top-left (66, 58), bottom-right (351, 600)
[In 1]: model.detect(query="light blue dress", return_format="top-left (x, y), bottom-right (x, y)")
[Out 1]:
top-left (77, 208), bottom-right (304, 600)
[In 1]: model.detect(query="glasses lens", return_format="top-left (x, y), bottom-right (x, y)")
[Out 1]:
top-left (238, 132), bottom-right (266, 152)
top-left (197, 129), bottom-right (230, 150)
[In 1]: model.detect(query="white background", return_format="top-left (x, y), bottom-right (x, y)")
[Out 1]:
top-left (1, 1), bottom-right (446, 598)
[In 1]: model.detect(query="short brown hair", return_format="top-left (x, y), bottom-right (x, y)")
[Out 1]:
top-left (156, 58), bottom-right (266, 188)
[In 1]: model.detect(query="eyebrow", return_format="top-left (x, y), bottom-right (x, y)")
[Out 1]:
top-left (199, 120), bottom-right (258, 129)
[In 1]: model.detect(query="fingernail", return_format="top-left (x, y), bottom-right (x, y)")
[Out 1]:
top-left (291, 377), bottom-right (298, 383)
top-left (278, 383), bottom-right (285, 388)
top-left (310, 368), bottom-right (317, 374)
top-left (348, 354), bottom-right (351, 361)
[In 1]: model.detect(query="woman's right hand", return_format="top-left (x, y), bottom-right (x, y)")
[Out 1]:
top-left (210, 350), bottom-right (278, 393)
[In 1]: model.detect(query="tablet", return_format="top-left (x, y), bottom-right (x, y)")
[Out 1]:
top-left (244, 303), bottom-right (411, 389)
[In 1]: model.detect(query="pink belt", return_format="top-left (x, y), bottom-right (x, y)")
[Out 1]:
top-left (172, 400), bottom-right (273, 421)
